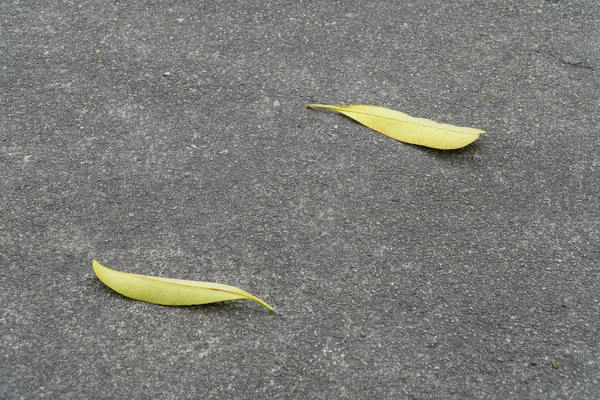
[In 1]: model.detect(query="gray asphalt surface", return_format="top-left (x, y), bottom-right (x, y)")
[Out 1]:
top-left (1, 1), bottom-right (599, 399)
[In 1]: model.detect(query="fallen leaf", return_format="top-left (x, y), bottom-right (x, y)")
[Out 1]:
top-left (92, 260), bottom-right (274, 312)
top-left (307, 103), bottom-right (485, 150)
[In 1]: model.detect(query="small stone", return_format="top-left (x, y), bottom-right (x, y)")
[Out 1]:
top-left (273, 100), bottom-right (281, 107)
top-left (561, 55), bottom-right (580, 65)
top-left (163, 72), bottom-right (171, 76)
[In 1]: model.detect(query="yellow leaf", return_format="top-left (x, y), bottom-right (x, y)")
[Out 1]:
top-left (307, 103), bottom-right (485, 150)
top-left (92, 260), bottom-right (274, 312)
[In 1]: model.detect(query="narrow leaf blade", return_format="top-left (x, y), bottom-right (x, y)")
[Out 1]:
top-left (307, 103), bottom-right (485, 150)
top-left (92, 260), bottom-right (274, 312)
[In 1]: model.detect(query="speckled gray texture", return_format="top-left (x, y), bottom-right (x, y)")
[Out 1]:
top-left (1, 1), bottom-right (599, 399)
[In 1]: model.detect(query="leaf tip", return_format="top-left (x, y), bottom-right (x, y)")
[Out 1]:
top-left (256, 299), bottom-right (276, 312)
top-left (306, 103), bottom-right (329, 110)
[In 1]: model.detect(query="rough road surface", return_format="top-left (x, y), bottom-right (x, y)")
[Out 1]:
top-left (1, 1), bottom-right (599, 399)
